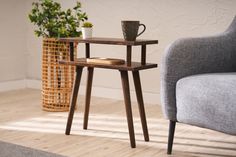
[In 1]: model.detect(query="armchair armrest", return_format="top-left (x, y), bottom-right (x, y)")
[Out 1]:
top-left (161, 29), bottom-right (236, 121)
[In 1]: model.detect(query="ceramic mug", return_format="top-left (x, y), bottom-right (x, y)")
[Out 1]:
top-left (121, 21), bottom-right (146, 41)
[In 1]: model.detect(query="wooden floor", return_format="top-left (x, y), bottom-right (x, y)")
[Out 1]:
top-left (0, 89), bottom-right (235, 157)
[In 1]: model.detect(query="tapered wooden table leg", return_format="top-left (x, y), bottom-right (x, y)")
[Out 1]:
top-left (120, 70), bottom-right (136, 148)
top-left (167, 120), bottom-right (176, 154)
top-left (132, 71), bottom-right (149, 141)
top-left (65, 66), bottom-right (83, 135)
top-left (83, 67), bottom-right (94, 129)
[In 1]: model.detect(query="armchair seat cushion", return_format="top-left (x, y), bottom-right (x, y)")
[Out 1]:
top-left (176, 72), bottom-right (236, 135)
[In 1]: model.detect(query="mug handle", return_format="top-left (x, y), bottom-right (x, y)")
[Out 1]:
top-left (137, 24), bottom-right (146, 37)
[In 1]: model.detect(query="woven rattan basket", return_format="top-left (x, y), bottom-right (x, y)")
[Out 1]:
top-left (42, 38), bottom-right (77, 112)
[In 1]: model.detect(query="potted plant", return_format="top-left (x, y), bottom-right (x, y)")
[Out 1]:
top-left (29, 0), bottom-right (88, 38)
top-left (28, 0), bottom-right (88, 112)
top-left (82, 22), bottom-right (93, 39)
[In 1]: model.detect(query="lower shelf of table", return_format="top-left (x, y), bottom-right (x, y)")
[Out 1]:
top-left (59, 58), bottom-right (158, 71)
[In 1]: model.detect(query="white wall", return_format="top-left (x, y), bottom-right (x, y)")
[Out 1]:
top-left (2, 0), bottom-right (236, 103)
top-left (0, 0), bottom-right (28, 82)
top-left (75, 0), bottom-right (236, 93)
top-left (26, 0), bottom-right (42, 80)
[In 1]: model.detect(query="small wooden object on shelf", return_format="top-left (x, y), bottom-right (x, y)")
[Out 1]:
top-left (86, 57), bottom-right (125, 65)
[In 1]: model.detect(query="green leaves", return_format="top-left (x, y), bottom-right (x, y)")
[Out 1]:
top-left (82, 22), bottom-right (93, 28)
top-left (28, 0), bottom-right (88, 38)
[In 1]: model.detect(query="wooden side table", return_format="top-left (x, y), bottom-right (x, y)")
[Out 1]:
top-left (59, 37), bottom-right (158, 148)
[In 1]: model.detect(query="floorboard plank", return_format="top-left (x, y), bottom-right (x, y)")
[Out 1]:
top-left (0, 89), bottom-right (235, 157)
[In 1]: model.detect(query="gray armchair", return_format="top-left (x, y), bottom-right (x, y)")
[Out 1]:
top-left (161, 16), bottom-right (236, 154)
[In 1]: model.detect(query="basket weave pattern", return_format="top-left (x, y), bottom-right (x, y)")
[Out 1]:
top-left (42, 38), bottom-right (77, 112)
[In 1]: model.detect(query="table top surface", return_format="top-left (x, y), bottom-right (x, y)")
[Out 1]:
top-left (58, 37), bottom-right (158, 46)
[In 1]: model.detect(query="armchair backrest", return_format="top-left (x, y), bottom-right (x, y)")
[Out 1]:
top-left (226, 16), bottom-right (236, 35)
top-left (161, 16), bottom-right (236, 121)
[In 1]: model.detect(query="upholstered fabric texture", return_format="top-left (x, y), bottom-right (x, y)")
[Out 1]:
top-left (176, 73), bottom-right (236, 135)
top-left (161, 16), bottom-right (236, 122)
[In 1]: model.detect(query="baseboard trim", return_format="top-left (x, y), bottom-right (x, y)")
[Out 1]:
top-left (1, 79), bottom-right (160, 104)
top-left (25, 79), bottom-right (41, 89)
top-left (0, 80), bottom-right (26, 92)
top-left (79, 85), bottom-right (160, 105)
